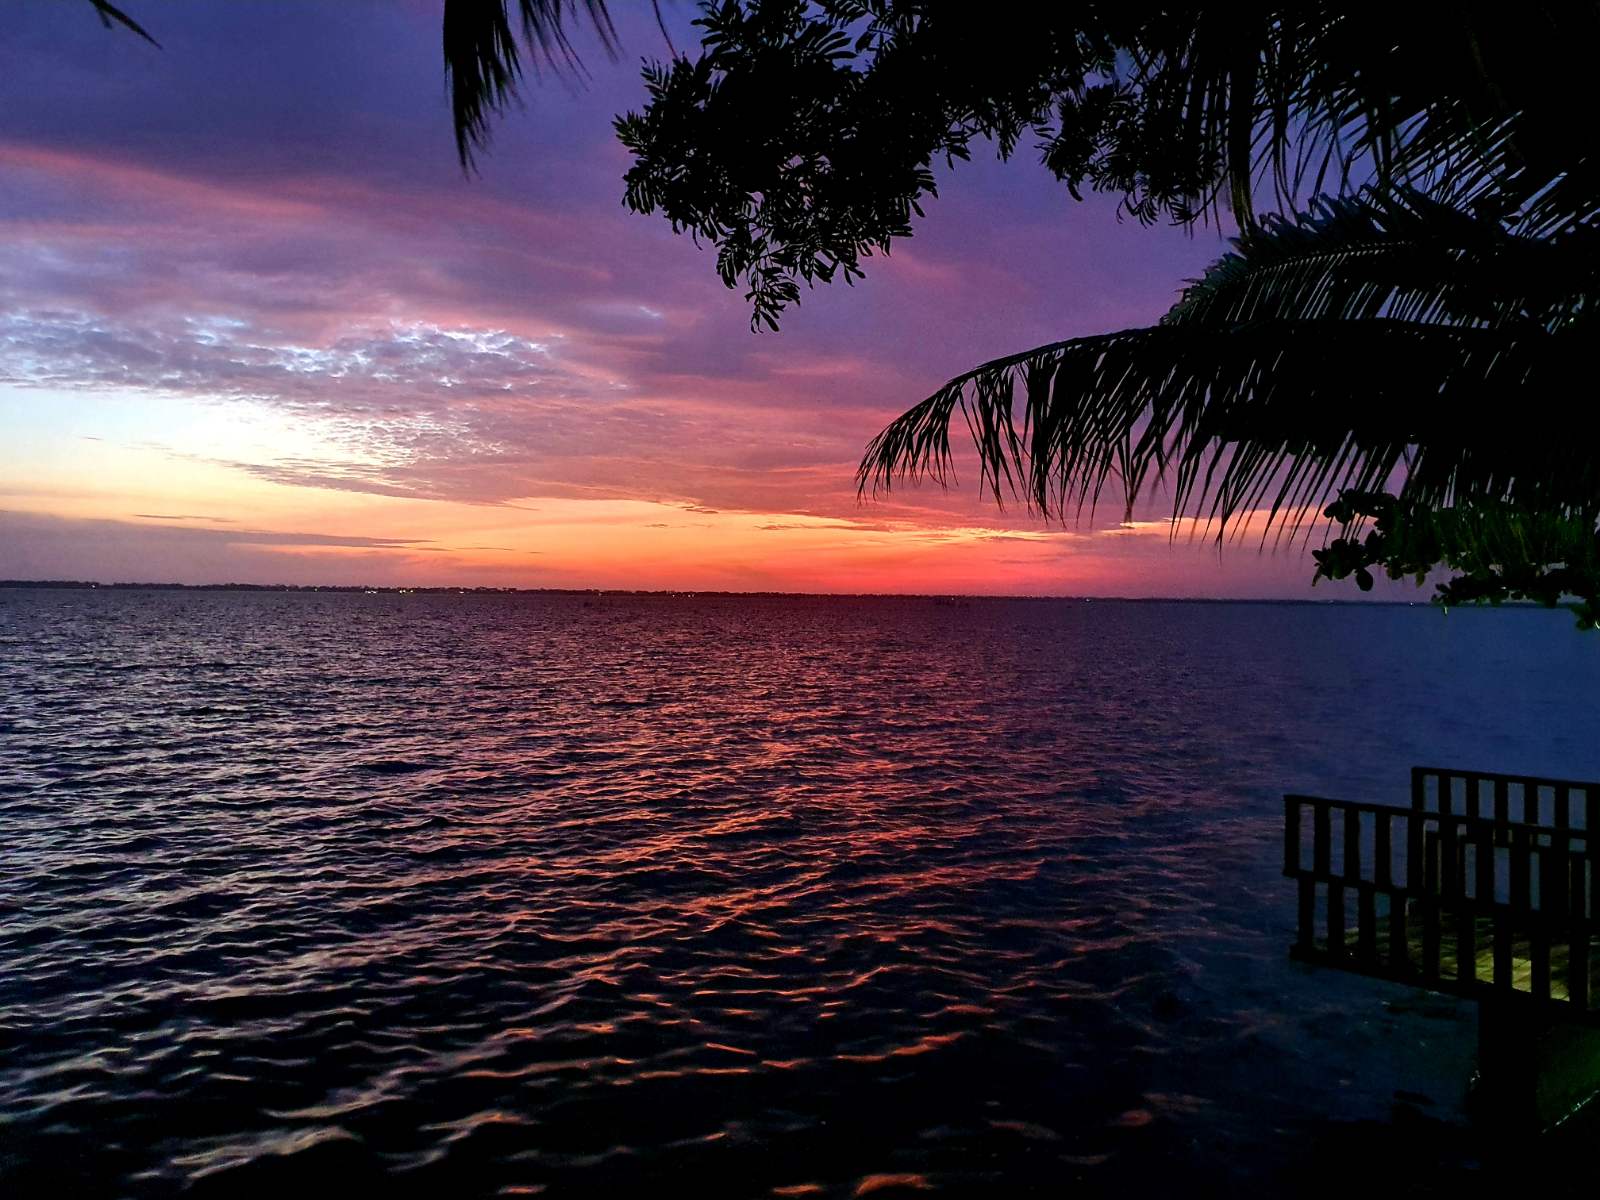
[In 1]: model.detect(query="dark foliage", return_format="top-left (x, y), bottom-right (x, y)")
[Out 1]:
top-left (444, 0), bottom-right (619, 169)
top-left (87, 0), bottom-right (157, 45)
top-left (859, 187), bottom-right (1600, 623)
top-left (615, 3), bottom-right (1600, 328)
top-left (88, 1), bottom-right (1600, 620)
top-left (1313, 493), bottom-right (1600, 630)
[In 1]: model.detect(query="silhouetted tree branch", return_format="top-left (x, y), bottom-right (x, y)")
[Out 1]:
top-left (88, 1), bottom-right (1600, 620)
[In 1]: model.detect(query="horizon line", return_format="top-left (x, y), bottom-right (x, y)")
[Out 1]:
top-left (0, 576), bottom-right (1483, 609)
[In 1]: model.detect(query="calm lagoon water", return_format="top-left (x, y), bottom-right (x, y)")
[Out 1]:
top-left (2, 589), bottom-right (1598, 1196)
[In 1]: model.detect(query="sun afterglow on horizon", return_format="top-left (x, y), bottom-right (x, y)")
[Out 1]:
top-left (0, 4), bottom-right (1416, 600)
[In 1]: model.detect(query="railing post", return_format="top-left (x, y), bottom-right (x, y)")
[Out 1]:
top-left (1545, 833), bottom-right (1571, 925)
top-left (1531, 934), bottom-right (1553, 1002)
top-left (1532, 836), bottom-right (1553, 1001)
top-left (1510, 827), bottom-right (1532, 915)
top-left (1441, 819), bottom-right (1459, 900)
top-left (1474, 823), bottom-right (1494, 904)
top-left (1493, 906), bottom-right (1514, 993)
top-left (1375, 812), bottom-right (1392, 889)
top-left (1569, 850), bottom-right (1590, 1012)
top-left (1422, 826), bottom-right (1442, 980)
top-left (1389, 886), bottom-right (1409, 972)
top-left (1358, 883), bottom-right (1378, 961)
top-left (1589, 792), bottom-right (1600, 919)
top-left (1328, 880), bottom-right (1347, 961)
top-left (1408, 771), bottom-right (1426, 890)
top-left (1298, 875), bottom-right (1316, 952)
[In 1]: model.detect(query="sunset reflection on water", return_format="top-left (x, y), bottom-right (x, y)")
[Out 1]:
top-left (3, 590), bottom-right (1599, 1195)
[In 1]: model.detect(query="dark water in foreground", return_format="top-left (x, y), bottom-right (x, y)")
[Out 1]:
top-left (2, 590), bottom-right (1599, 1197)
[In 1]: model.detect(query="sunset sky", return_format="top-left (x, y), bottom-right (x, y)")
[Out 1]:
top-left (0, 2), bottom-right (1418, 597)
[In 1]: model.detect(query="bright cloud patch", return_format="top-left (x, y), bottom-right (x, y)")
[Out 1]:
top-left (2, 308), bottom-right (665, 503)
top-left (0, 4), bottom-right (1399, 597)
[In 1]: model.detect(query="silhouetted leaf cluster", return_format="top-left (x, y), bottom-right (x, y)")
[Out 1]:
top-left (616, 4), bottom-right (1600, 328)
top-left (1313, 493), bottom-right (1600, 630)
top-left (616, 4), bottom-right (1121, 329)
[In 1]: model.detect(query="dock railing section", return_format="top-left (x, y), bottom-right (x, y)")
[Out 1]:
top-left (1284, 769), bottom-right (1599, 1019)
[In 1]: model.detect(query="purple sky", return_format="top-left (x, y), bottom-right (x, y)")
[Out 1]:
top-left (0, 2), bottom-right (1422, 597)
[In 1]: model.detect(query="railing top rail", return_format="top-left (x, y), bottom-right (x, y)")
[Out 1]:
top-left (1285, 794), bottom-right (1410, 815)
top-left (1284, 793), bottom-right (1595, 843)
top-left (1411, 766), bottom-right (1600, 792)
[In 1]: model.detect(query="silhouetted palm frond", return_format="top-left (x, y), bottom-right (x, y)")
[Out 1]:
top-left (1165, 188), bottom-right (1600, 331)
top-left (860, 188), bottom-right (1599, 540)
top-left (87, 0), bottom-right (157, 46)
top-left (1114, 6), bottom-right (1600, 232)
top-left (443, 0), bottom-right (618, 169)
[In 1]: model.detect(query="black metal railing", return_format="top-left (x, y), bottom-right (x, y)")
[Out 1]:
top-left (1284, 769), bottom-right (1599, 1017)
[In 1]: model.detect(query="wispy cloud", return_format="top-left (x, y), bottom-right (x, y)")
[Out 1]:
top-left (0, 509), bottom-right (448, 585)
top-left (0, 5), bottom-right (1369, 597)
top-left (132, 512), bottom-right (236, 522)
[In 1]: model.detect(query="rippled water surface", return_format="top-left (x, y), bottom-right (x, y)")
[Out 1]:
top-left (3, 590), bottom-right (1599, 1196)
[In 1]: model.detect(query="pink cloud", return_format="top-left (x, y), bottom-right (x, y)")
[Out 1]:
top-left (0, 5), bottom-right (1363, 596)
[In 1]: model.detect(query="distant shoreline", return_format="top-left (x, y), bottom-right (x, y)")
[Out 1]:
top-left (0, 578), bottom-right (1535, 610)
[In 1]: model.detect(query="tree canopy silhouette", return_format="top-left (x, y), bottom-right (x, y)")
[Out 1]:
top-left (90, 1), bottom-right (1600, 623)
top-left (624, 4), bottom-right (1600, 626)
top-left (608, 4), bottom-right (1600, 624)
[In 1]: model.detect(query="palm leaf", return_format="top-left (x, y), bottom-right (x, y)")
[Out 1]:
top-left (859, 189), bottom-right (1598, 539)
top-left (443, 0), bottom-right (618, 169)
top-left (1166, 187), bottom-right (1600, 331)
top-left (1130, 7), bottom-right (1600, 234)
top-left (87, 0), bottom-right (158, 45)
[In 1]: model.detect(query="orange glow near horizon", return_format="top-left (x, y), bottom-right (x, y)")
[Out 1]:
top-left (0, 383), bottom-right (1345, 597)
top-left (0, 7), bottom-right (1400, 601)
